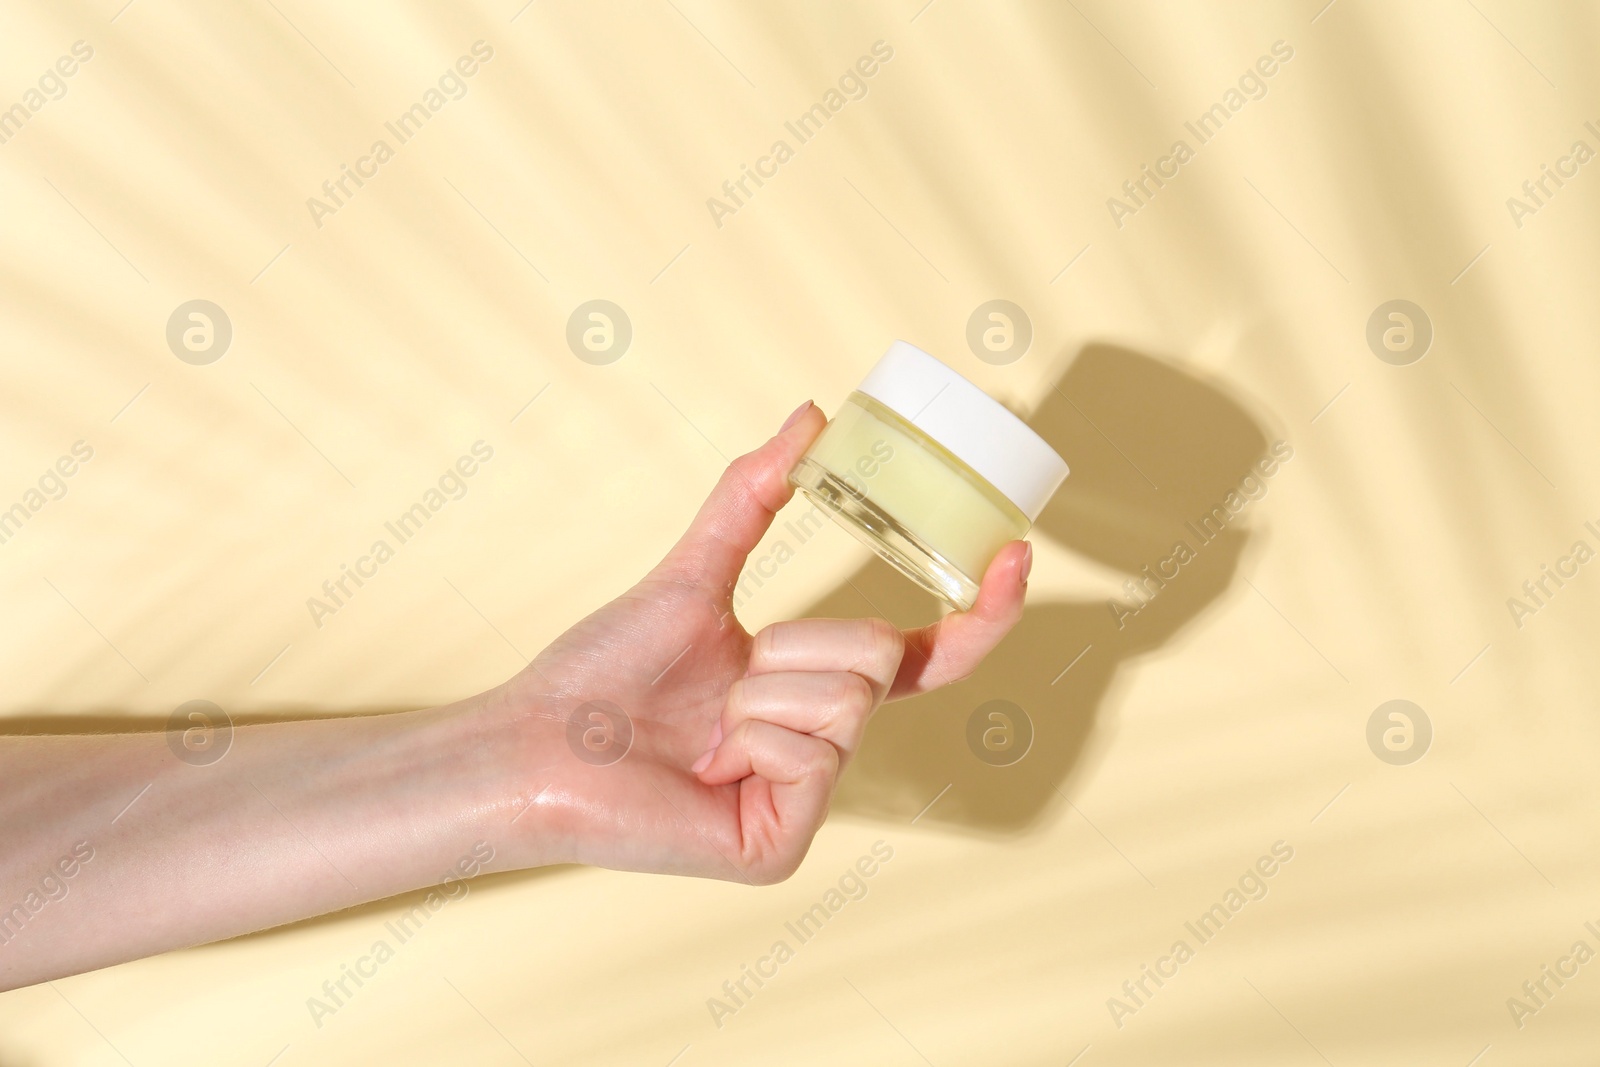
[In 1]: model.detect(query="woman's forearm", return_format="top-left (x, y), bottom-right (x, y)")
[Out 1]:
top-left (0, 688), bottom-right (549, 992)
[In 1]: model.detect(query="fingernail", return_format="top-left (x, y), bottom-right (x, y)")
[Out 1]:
top-left (708, 720), bottom-right (723, 749)
top-left (1020, 542), bottom-right (1033, 584)
top-left (691, 749), bottom-right (715, 774)
top-left (780, 400), bottom-right (813, 433)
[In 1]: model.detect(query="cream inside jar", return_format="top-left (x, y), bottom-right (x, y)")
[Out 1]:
top-left (790, 341), bottom-right (1069, 610)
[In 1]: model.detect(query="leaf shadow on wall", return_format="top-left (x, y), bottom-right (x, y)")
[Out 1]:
top-left (813, 343), bottom-right (1272, 834)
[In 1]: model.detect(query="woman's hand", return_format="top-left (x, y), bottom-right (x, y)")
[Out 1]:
top-left (498, 401), bottom-right (1032, 883)
top-left (0, 401), bottom-right (1029, 991)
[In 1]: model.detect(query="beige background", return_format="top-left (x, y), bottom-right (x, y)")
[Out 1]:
top-left (3, 0), bottom-right (1599, 1063)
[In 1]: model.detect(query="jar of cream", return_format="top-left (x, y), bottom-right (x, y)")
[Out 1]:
top-left (790, 340), bottom-right (1069, 610)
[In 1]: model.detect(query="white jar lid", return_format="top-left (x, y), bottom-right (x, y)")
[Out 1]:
top-left (856, 340), bottom-right (1069, 521)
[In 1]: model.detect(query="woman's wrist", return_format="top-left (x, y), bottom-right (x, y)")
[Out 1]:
top-left (443, 675), bottom-right (585, 873)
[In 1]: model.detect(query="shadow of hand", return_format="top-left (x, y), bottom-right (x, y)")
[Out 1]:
top-left (795, 344), bottom-right (1273, 833)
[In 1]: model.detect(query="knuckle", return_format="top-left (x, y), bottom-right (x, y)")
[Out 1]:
top-left (862, 617), bottom-right (904, 671)
top-left (803, 738), bottom-right (839, 778)
top-left (729, 452), bottom-right (785, 514)
top-left (725, 676), bottom-right (753, 720)
top-left (752, 622), bottom-right (782, 667)
top-left (751, 854), bottom-right (803, 885)
top-left (732, 717), bottom-right (763, 749)
top-left (728, 450), bottom-right (761, 482)
top-left (833, 671), bottom-right (874, 713)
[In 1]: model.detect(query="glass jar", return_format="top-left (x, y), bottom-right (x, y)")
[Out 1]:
top-left (790, 341), bottom-right (1068, 610)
